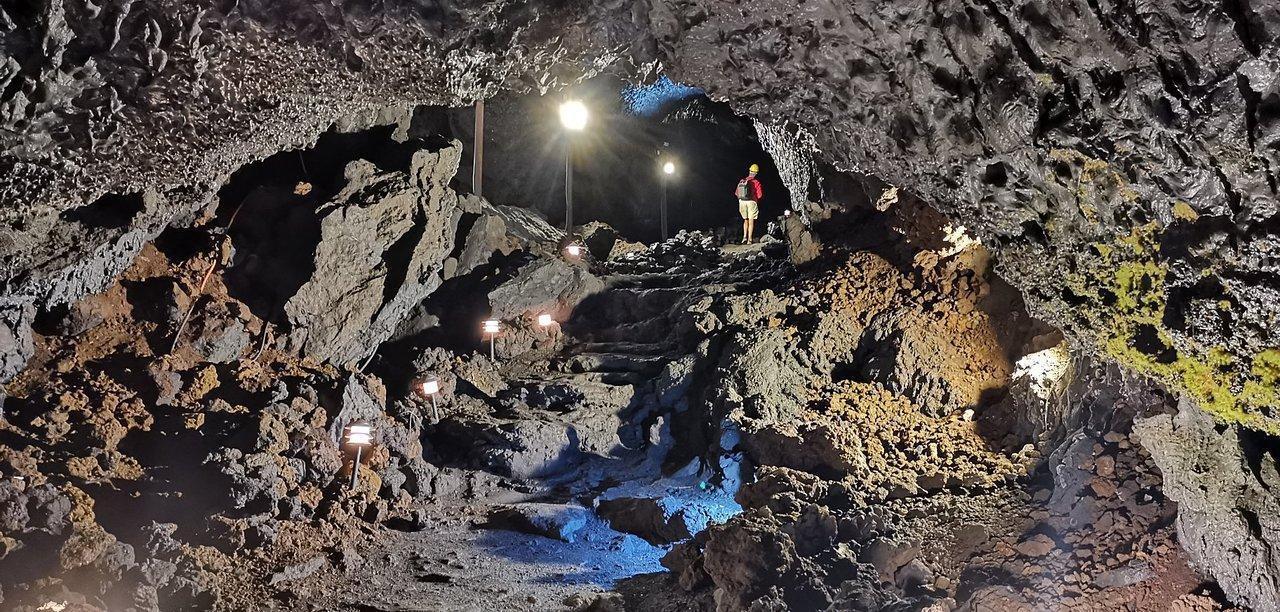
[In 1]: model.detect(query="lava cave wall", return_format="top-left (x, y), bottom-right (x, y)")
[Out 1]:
top-left (645, 0), bottom-right (1280, 434)
top-left (4, 3), bottom-right (1280, 606)
top-left (5, 0), bottom-right (1280, 432)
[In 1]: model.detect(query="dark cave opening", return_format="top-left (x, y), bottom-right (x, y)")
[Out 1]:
top-left (59, 192), bottom-right (145, 230)
top-left (447, 76), bottom-right (793, 243)
top-left (1132, 323), bottom-right (1178, 365)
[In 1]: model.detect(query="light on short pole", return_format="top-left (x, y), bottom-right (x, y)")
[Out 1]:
top-left (537, 313), bottom-right (557, 340)
top-left (418, 377), bottom-right (441, 423)
top-left (565, 243), bottom-right (583, 259)
top-left (483, 319), bottom-right (501, 360)
top-left (662, 161), bottom-right (675, 175)
top-left (345, 422), bottom-right (373, 491)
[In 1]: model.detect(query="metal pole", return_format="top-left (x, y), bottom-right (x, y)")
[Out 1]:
top-left (489, 333), bottom-right (496, 361)
top-left (430, 394), bottom-right (439, 423)
top-left (661, 177), bottom-right (669, 240)
top-left (473, 100), bottom-right (484, 198)
top-left (564, 138), bottom-right (573, 234)
top-left (351, 446), bottom-right (362, 490)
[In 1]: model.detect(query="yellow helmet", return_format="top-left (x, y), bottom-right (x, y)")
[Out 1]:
top-left (749, 163), bottom-right (760, 173)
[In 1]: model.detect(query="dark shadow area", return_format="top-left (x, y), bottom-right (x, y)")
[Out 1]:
top-left (59, 192), bottom-right (145, 229)
top-left (372, 250), bottom-right (534, 391)
top-left (1132, 323), bottom-right (1178, 364)
top-left (215, 123), bottom-right (454, 322)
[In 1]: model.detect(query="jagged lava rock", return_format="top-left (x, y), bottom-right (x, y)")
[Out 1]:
top-left (284, 140), bottom-right (462, 365)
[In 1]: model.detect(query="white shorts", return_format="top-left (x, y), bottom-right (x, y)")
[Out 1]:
top-left (738, 199), bottom-right (758, 220)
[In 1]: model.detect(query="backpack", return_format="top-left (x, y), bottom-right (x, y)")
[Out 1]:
top-left (735, 179), bottom-right (752, 200)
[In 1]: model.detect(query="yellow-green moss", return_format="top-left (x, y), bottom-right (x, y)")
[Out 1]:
top-left (1077, 226), bottom-right (1280, 433)
top-left (1045, 153), bottom-right (1279, 433)
top-left (1172, 200), bottom-right (1199, 222)
top-left (1112, 260), bottom-right (1165, 312)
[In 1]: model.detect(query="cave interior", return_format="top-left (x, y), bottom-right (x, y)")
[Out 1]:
top-left (2, 3), bottom-right (1280, 612)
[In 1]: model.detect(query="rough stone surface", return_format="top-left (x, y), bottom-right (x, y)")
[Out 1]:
top-left (5, 3), bottom-right (1280, 609)
top-left (485, 503), bottom-right (592, 543)
top-left (284, 141), bottom-right (462, 365)
top-left (0, 299), bottom-right (34, 383)
top-left (5, 0), bottom-right (1280, 432)
top-left (1136, 399), bottom-right (1280, 612)
top-left (487, 258), bottom-right (604, 321)
top-left (596, 496), bottom-right (692, 546)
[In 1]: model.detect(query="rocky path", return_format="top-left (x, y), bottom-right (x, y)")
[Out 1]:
top-left (271, 238), bottom-right (777, 611)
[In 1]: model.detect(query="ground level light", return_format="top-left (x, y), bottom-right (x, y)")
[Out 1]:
top-left (345, 422), bottom-right (373, 491)
top-left (483, 319), bottom-right (501, 360)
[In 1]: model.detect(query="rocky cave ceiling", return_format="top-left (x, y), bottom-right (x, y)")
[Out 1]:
top-left (2, 0), bottom-right (1280, 432)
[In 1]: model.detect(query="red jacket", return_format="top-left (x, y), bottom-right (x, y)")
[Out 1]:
top-left (734, 176), bottom-right (763, 201)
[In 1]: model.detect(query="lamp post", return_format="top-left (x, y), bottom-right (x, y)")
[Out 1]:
top-left (483, 319), bottom-right (501, 360)
top-left (559, 99), bottom-right (588, 234)
top-left (345, 422), bottom-right (373, 491)
top-left (660, 159), bottom-right (675, 241)
top-left (473, 100), bottom-right (485, 198)
top-left (418, 377), bottom-right (441, 423)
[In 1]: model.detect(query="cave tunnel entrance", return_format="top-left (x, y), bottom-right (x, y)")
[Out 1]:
top-left (447, 75), bottom-right (793, 243)
top-left (209, 75), bottom-right (795, 267)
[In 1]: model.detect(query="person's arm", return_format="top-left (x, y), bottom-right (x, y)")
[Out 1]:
top-left (752, 179), bottom-right (763, 201)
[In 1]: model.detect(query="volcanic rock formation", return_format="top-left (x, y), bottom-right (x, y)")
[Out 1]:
top-left (5, 1), bottom-right (1280, 611)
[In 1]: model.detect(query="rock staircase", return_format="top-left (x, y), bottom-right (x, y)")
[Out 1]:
top-left (432, 263), bottom-right (712, 496)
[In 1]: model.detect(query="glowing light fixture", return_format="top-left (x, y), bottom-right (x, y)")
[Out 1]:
top-left (416, 377), bottom-right (442, 423)
top-left (483, 319), bottom-right (501, 360)
top-left (345, 421), bottom-right (374, 490)
top-left (560, 99), bottom-right (588, 233)
top-left (559, 99), bottom-right (589, 131)
top-left (784, 209), bottom-right (792, 217)
top-left (659, 157), bottom-right (677, 240)
top-left (565, 243), bottom-right (583, 258)
top-left (537, 313), bottom-right (557, 341)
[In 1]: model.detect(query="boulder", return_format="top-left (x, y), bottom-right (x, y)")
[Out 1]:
top-left (0, 299), bottom-right (34, 383)
top-left (484, 503), bottom-right (591, 543)
top-left (190, 317), bottom-right (251, 364)
top-left (327, 375), bottom-right (386, 443)
top-left (596, 497), bottom-right (692, 546)
top-left (1135, 399), bottom-right (1280, 612)
top-left (455, 214), bottom-right (515, 277)
top-left (487, 258), bottom-right (604, 320)
top-left (284, 140), bottom-right (463, 365)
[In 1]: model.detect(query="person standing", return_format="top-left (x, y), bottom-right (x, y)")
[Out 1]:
top-left (734, 164), bottom-right (764, 244)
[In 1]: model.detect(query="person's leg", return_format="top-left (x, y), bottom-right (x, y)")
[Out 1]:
top-left (741, 218), bottom-right (749, 243)
top-left (747, 218), bottom-right (755, 243)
